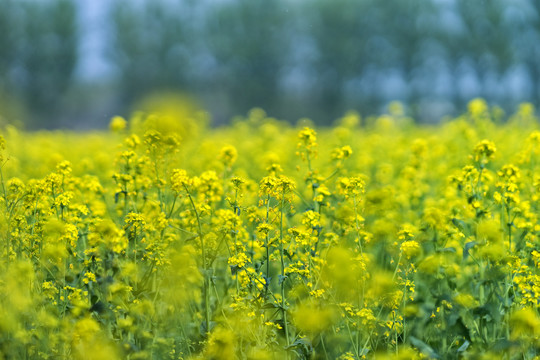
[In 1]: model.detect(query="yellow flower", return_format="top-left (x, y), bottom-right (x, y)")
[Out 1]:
top-left (109, 116), bottom-right (127, 132)
top-left (170, 168), bottom-right (191, 191)
top-left (468, 98), bottom-right (488, 117)
top-left (332, 145), bottom-right (353, 160)
top-left (400, 240), bottom-right (421, 259)
top-left (219, 145), bottom-right (238, 166)
top-left (83, 271), bottom-right (96, 284)
top-left (228, 252), bottom-right (251, 269)
top-left (293, 303), bottom-right (336, 334)
top-left (510, 307), bottom-right (540, 339)
top-left (204, 327), bottom-right (236, 360)
top-left (473, 139), bottom-right (496, 163)
top-left (297, 127), bottom-right (317, 148)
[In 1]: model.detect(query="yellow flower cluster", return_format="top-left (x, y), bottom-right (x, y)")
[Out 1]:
top-left (0, 100), bottom-right (540, 359)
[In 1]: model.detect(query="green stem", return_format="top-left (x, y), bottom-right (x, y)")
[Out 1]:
top-left (320, 333), bottom-right (329, 360)
top-left (152, 149), bottom-right (165, 213)
top-left (184, 185), bottom-right (210, 335)
top-left (0, 162), bottom-right (8, 212)
top-left (265, 194), bottom-right (270, 297)
top-left (394, 311), bottom-right (399, 355)
top-left (279, 194), bottom-right (290, 348)
top-left (506, 204), bottom-right (512, 251)
top-left (167, 194), bottom-right (178, 219)
top-left (344, 317), bottom-right (361, 359)
top-left (353, 194), bottom-right (363, 254)
top-left (0, 164), bottom-right (10, 268)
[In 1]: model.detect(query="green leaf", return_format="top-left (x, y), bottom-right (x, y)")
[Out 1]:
top-left (457, 340), bottom-right (470, 353)
top-left (463, 241), bottom-right (477, 260)
top-left (261, 302), bottom-right (279, 309)
top-left (491, 339), bottom-right (518, 351)
top-left (447, 315), bottom-right (472, 342)
top-left (410, 336), bottom-right (440, 359)
top-left (452, 218), bottom-right (469, 233)
top-left (229, 264), bottom-right (239, 275)
top-left (285, 338), bottom-right (313, 359)
top-left (200, 320), bottom-right (216, 335)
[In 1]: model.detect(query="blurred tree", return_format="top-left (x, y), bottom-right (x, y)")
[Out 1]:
top-left (3, 0), bottom-right (540, 128)
top-left (516, 1), bottom-right (540, 102)
top-left (305, 0), bottom-right (438, 120)
top-left (109, 0), bottom-right (195, 108)
top-left (0, 0), bottom-right (77, 128)
top-left (453, 0), bottom-right (515, 106)
top-left (304, 0), bottom-right (368, 120)
top-left (0, 1), bottom-right (15, 89)
top-left (202, 0), bottom-right (291, 122)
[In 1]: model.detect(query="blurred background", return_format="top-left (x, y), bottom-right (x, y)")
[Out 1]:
top-left (0, 0), bottom-right (539, 129)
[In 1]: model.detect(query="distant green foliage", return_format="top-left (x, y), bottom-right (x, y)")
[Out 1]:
top-left (1, 0), bottom-right (540, 127)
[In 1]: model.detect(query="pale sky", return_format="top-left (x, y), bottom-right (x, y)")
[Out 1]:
top-left (74, 0), bottom-right (114, 81)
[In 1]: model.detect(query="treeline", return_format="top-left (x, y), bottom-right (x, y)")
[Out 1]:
top-left (1, 0), bottom-right (539, 128)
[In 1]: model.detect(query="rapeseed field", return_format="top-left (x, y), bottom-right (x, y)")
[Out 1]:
top-left (1, 99), bottom-right (540, 359)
